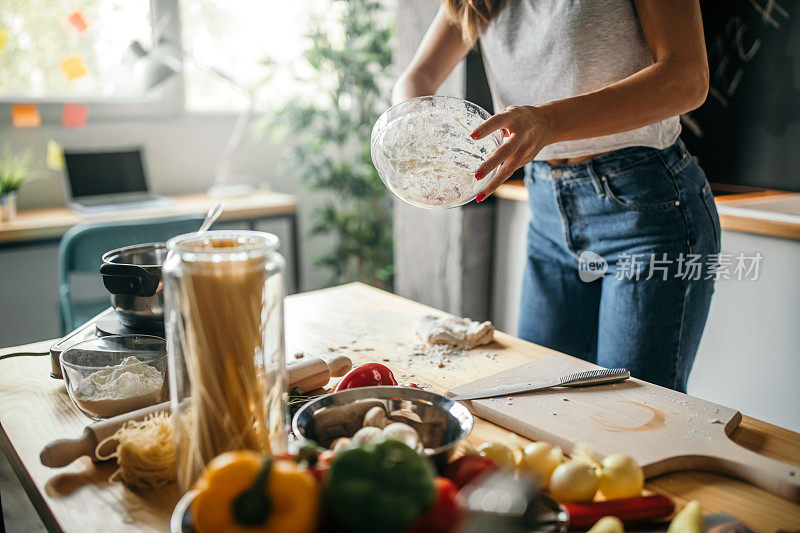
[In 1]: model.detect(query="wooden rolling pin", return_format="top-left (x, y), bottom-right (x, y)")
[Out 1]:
top-left (40, 355), bottom-right (351, 468)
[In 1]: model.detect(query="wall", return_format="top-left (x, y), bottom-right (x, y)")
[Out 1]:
top-left (491, 196), bottom-right (800, 433)
top-left (0, 114), bottom-right (335, 346)
top-left (687, 230), bottom-right (800, 432)
top-left (392, 0), bottom-right (495, 320)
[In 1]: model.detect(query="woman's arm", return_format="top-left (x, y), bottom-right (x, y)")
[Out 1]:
top-left (472, 0), bottom-right (709, 201)
top-left (392, 7), bottom-right (473, 104)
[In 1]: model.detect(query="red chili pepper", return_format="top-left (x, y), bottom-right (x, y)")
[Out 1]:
top-left (334, 363), bottom-right (398, 392)
top-left (564, 494), bottom-right (675, 528)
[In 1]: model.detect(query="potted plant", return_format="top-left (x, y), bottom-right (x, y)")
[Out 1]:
top-left (0, 147), bottom-right (34, 222)
top-left (260, 0), bottom-right (394, 289)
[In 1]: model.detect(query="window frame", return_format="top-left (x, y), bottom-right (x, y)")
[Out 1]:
top-left (0, 0), bottom-right (185, 121)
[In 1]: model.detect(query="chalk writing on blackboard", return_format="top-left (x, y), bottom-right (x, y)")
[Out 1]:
top-left (680, 0), bottom-right (790, 138)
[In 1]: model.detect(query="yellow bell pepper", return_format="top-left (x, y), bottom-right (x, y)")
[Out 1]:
top-left (192, 450), bottom-right (318, 533)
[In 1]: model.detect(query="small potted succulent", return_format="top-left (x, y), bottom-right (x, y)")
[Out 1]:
top-left (0, 148), bottom-right (34, 222)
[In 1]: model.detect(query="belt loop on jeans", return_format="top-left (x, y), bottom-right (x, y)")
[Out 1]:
top-left (586, 160), bottom-right (606, 198)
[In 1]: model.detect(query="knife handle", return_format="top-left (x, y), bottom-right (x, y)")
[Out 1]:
top-left (559, 368), bottom-right (630, 387)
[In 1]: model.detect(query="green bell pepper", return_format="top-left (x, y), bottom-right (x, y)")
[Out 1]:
top-left (323, 439), bottom-right (437, 533)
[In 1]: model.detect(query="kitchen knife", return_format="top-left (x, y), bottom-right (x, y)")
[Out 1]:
top-left (452, 368), bottom-right (630, 401)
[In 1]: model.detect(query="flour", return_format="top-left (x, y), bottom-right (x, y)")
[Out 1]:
top-left (414, 314), bottom-right (494, 350)
top-left (73, 356), bottom-right (164, 419)
top-left (409, 343), bottom-right (466, 369)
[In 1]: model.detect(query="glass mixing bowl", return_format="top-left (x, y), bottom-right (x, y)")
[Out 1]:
top-left (60, 335), bottom-right (168, 420)
top-left (371, 95), bottom-right (503, 209)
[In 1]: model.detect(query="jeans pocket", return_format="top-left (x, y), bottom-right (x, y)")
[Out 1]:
top-left (700, 183), bottom-right (721, 252)
top-left (601, 158), bottom-right (680, 212)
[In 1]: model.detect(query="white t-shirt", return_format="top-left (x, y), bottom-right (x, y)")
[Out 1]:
top-left (479, 0), bottom-right (681, 160)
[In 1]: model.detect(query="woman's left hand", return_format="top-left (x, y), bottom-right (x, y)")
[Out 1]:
top-left (470, 105), bottom-right (554, 202)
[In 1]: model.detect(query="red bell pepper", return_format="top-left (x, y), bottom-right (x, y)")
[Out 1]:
top-left (334, 363), bottom-right (398, 392)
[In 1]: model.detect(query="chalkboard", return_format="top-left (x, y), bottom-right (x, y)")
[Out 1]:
top-left (682, 0), bottom-right (800, 192)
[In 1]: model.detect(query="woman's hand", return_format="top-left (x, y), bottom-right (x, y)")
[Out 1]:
top-left (470, 105), bottom-right (554, 202)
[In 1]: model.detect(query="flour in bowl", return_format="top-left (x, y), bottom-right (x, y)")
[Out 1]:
top-left (73, 356), bottom-right (164, 418)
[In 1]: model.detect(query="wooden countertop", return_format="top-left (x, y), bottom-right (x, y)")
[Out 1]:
top-left (0, 191), bottom-right (299, 245)
top-left (1, 283), bottom-right (799, 531)
top-left (495, 180), bottom-right (800, 241)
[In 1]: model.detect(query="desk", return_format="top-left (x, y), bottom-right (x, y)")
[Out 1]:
top-left (0, 191), bottom-right (301, 290)
top-left (1, 283), bottom-right (799, 532)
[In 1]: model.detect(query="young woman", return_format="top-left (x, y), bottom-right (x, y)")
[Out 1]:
top-left (394, 0), bottom-right (720, 392)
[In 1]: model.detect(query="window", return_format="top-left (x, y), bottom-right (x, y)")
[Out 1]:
top-left (179, 0), bottom-right (322, 111)
top-left (1, 0), bottom-right (153, 100)
top-left (1, 0), bottom-right (320, 116)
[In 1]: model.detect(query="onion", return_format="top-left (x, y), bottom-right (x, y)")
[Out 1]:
top-left (598, 454), bottom-right (644, 500)
top-left (477, 441), bottom-right (516, 470)
top-left (549, 459), bottom-right (599, 502)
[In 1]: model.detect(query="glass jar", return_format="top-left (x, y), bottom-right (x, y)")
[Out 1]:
top-left (163, 230), bottom-right (287, 492)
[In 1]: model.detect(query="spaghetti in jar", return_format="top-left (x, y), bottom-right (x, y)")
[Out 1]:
top-left (163, 230), bottom-right (287, 492)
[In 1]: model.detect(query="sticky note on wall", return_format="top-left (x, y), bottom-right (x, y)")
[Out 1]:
top-left (62, 103), bottom-right (88, 128)
top-left (59, 54), bottom-right (88, 82)
top-left (0, 29), bottom-right (8, 51)
top-left (11, 104), bottom-right (41, 128)
top-left (46, 140), bottom-right (65, 171)
top-left (68, 12), bottom-right (88, 33)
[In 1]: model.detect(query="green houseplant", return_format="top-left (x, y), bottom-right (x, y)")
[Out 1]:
top-left (261, 0), bottom-right (394, 289)
top-left (0, 147), bottom-right (35, 222)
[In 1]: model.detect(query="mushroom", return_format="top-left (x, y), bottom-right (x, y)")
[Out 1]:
top-left (363, 406), bottom-right (390, 429)
top-left (381, 422), bottom-right (420, 450)
top-left (352, 426), bottom-right (384, 445)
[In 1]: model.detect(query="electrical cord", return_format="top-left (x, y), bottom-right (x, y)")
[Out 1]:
top-left (0, 351), bottom-right (50, 362)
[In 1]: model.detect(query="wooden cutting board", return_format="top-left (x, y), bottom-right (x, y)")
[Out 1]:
top-left (447, 353), bottom-right (800, 502)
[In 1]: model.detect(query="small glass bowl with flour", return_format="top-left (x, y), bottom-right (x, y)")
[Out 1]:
top-left (371, 95), bottom-right (503, 209)
top-left (60, 335), bottom-right (167, 420)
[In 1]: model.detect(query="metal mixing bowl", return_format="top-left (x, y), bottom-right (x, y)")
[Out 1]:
top-left (292, 386), bottom-right (474, 468)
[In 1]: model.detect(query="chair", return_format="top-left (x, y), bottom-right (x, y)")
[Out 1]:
top-left (58, 215), bottom-right (205, 333)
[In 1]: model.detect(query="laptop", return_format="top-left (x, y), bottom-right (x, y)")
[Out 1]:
top-left (63, 147), bottom-right (176, 214)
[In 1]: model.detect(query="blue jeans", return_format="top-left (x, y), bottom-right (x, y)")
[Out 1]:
top-left (518, 140), bottom-right (720, 392)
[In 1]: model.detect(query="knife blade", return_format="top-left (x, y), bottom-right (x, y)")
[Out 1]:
top-left (453, 368), bottom-right (630, 401)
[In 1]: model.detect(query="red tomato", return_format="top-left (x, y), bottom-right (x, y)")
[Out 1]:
top-left (310, 450), bottom-right (336, 482)
top-left (412, 477), bottom-right (463, 533)
top-left (334, 363), bottom-right (398, 392)
top-left (443, 454), bottom-right (499, 489)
